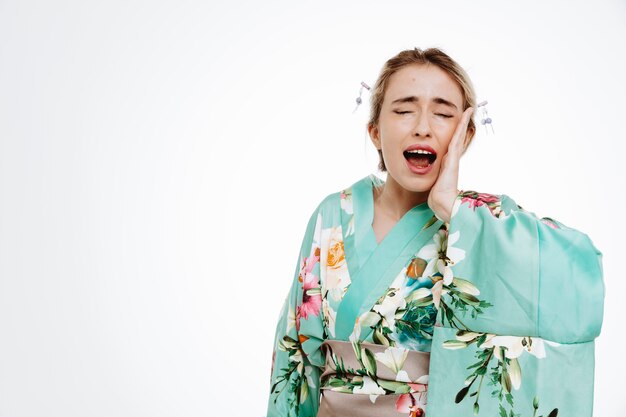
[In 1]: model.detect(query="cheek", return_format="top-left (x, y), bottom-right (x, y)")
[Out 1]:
top-left (434, 122), bottom-right (457, 151)
top-left (433, 118), bottom-right (456, 134)
top-left (380, 120), bottom-right (412, 142)
top-left (379, 126), bottom-right (402, 148)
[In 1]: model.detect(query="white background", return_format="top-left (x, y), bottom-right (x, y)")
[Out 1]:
top-left (0, 1), bottom-right (624, 416)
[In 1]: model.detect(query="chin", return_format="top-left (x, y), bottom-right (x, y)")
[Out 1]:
top-left (389, 170), bottom-right (436, 193)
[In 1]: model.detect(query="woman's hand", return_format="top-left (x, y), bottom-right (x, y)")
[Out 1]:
top-left (428, 107), bottom-right (475, 223)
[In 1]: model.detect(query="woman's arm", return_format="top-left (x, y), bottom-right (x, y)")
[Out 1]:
top-left (266, 206), bottom-right (325, 417)
top-left (447, 191), bottom-right (604, 340)
top-left (425, 192), bottom-right (604, 417)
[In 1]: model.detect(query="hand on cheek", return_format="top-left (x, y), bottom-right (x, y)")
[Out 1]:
top-left (427, 107), bottom-right (475, 223)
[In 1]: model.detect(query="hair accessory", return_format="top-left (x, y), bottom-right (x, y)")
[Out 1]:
top-left (477, 100), bottom-right (494, 134)
top-left (353, 81), bottom-right (371, 113)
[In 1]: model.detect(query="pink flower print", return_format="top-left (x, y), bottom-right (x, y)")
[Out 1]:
top-left (459, 191), bottom-right (503, 218)
top-left (296, 250), bottom-right (322, 330)
top-left (396, 393), bottom-right (426, 416)
top-left (408, 383), bottom-right (427, 393)
top-left (540, 218), bottom-right (559, 229)
top-left (298, 251), bottom-right (319, 282)
top-left (298, 273), bottom-right (322, 319)
top-left (396, 393), bottom-right (412, 413)
top-left (460, 192), bottom-right (499, 209)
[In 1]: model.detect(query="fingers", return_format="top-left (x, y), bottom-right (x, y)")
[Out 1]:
top-left (449, 107), bottom-right (475, 158)
top-left (457, 107), bottom-right (475, 146)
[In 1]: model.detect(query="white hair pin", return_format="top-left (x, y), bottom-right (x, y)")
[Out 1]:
top-left (353, 81), bottom-right (371, 113)
top-left (477, 100), bottom-right (494, 134)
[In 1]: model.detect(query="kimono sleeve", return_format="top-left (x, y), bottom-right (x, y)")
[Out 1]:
top-left (426, 191), bottom-right (605, 417)
top-left (266, 205), bottom-right (326, 417)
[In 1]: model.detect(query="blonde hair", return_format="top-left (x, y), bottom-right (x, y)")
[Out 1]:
top-left (368, 47), bottom-right (477, 171)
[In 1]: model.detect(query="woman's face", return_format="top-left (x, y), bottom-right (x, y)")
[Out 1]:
top-left (369, 63), bottom-right (467, 193)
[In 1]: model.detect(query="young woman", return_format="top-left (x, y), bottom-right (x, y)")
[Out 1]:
top-left (266, 48), bottom-right (604, 417)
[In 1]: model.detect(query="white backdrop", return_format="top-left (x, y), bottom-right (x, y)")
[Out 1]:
top-left (0, 1), bottom-right (624, 416)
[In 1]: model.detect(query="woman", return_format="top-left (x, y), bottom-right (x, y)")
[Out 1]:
top-left (266, 48), bottom-right (604, 417)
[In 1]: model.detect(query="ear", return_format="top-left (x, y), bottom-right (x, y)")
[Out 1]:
top-left (368, 124), bottom-right (381, 149)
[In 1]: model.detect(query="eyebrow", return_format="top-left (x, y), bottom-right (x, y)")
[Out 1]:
top-left (391, 96), bottom-right (458, 110)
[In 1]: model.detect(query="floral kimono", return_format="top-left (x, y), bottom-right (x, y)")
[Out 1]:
top-left (266, 174), bottom-right (604, 417)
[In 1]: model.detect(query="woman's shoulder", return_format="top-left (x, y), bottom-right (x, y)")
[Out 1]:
top-left (454, 189), bottom-right (520, 218)
top-left (455, 189), bottom-right (578, 232)
top-left (308, 176), bottom-right (372, 223)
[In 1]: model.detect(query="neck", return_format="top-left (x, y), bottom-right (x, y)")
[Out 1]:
top-left (374, 175), bottom-right (430, 221)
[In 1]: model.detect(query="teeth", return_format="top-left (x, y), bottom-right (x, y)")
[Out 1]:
top-left (406, 149), bottom-right (433, 155)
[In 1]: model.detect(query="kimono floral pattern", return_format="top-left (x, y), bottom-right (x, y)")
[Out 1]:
top-left (342, 192), bottom-right (563, 416)
top-left (320, 226), bottom-right (351, 337)
top-left (350, 273), bottom-right (437, 350)
top-left (271, 212), bottom-right (354, 414)
top-left (319, 180), bottom-right (437, 416)
top-left (341, 222), bottom-right (492, 415)
top-left (438, 194), bottom-right (561, 417)
top-left (539, 217), bottom-right (560, 229)
top-left (442, 332), bottom-right (560, 417)
top-left (321, 342), bottom-right (429, 416)
top-left (296, 250), bottom-right (322, 330)
top-left (271, 333), bottom-right (317, 409)
top-left (268, 176), bottom-right (600, 417)
top-left (270, 232), bottom-right (324, 411)
top-left (340, 189), bottom-right (355, 236)
top-left (456, 191), bottom-right (504, 218)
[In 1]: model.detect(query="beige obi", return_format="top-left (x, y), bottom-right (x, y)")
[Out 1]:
top-left (317, 340), bottom-right (430, 417)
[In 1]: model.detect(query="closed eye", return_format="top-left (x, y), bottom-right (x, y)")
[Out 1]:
top-left (436, 113), bottom-right (453, 118)
top-left (393, 110), bottom-right (412, 115)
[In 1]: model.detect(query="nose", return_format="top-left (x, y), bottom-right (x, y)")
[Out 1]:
top-left (413, 113), bottom-right (431, 138)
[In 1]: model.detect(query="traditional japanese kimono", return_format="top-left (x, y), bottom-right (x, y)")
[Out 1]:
top-left (266, 174), bottom-right (604, 417)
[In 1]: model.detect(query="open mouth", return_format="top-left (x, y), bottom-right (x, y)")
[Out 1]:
top-left (403, 148), bottom-right (437, 168)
